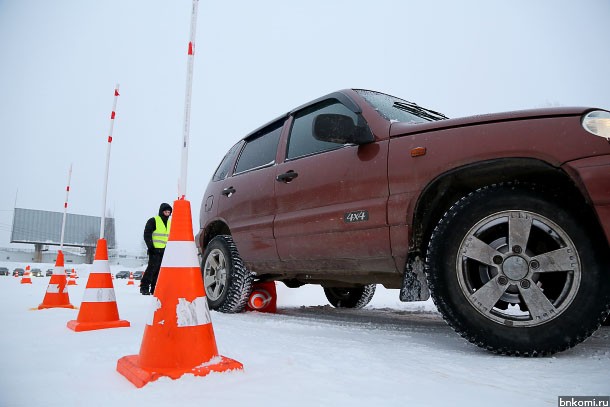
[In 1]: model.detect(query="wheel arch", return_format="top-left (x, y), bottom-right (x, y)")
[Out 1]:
top-left (408, 158), bottom-right (601, 262)
top-left (200, 220), bottom-right (231, 251)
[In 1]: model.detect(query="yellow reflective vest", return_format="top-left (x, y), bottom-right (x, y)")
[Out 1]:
top-left (152, 216), bottom-right (171, 248)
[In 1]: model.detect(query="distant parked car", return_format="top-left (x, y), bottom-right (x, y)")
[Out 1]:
top-left (46, 269), bottom-right (54, 277)
top-left (30, 268), bottom-right (43, 277)
top-left (13, 268), bottom-right (24, 277)
top-left (0, 267), bottom-right (9, 276)
top-left (115, 270), bottom-right (129, 279)
top-left (133, 271), bottom-right (144, 280)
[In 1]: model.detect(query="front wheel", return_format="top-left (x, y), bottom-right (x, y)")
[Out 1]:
top-left (201, 235), bottom-right (254, 313)
top-left (426, 183), bottom-right (610, 355)
top-left (324, 284), bottom-right (376, 309)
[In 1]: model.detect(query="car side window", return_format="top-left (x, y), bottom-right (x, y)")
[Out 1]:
top-left (212, 141), bottom-right (243, 181)
top-left (234, 121), bottom-right (283, 175)
top-left (287, 100), bottom-right (359, 160)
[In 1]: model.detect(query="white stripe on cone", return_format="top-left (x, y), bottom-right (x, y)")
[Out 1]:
top-left (160, 241), bottom-right (199, 268)
top-left (145, 296), bottom-right (211, 327)
top-left (82, 288), bottom-right (117, 302)
top-left (249, 289), bottom-right (273, 309)
top-left (53, 266), bottom-right (66, 275)
top-left (92, 259), bottom-right (110, 272)
top-left (177, 297), bottom-right (211, 327)
top-left (146, 297), bottom-right (162, 326)
top-left (46, 284), bottom-right (65, 294)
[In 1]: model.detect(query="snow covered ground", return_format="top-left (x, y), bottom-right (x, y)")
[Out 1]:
top-left (0, 261), bottom-right (608, 407)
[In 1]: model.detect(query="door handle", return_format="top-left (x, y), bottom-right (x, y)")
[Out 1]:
top-left (222, 186), bottom-right (236, 196)
top-left (276, 171), bottom-right (299, 183)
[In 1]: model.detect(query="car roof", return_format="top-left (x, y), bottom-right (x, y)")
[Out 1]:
top-left (241, 89), bottom-right (361, 143)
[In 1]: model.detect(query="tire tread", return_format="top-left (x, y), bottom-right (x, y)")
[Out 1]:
top-left (425, 182), bottom-right (610, 356)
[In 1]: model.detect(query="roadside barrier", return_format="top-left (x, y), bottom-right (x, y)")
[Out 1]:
top-left (21, 266), bottom-right (32, 285)
top-left (246, 281), bottom-right (277, 313)
top-left (37, 251), bottom-right (75, 309)
top-left (67, 238), bottom-right (130, 331)
top-left (67, 269), bottom-right (77, 286)
top-left (117, 199), bottom-right (243, 388)
top-left (127, 272), bottom-right (135, 286)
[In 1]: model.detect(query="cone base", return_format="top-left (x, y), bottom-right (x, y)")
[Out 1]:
top-left (67, 319), bottom-right (130, 332)
top-left (37, 303), bottom-right (76, 310)
top-left (21, 281), bottom-right (32, 284)
top-left (116, 354), bottom-right (243, 388)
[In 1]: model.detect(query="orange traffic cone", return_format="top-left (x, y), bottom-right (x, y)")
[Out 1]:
top-left (117, 199), bottom-right (243, 388)
top-left (38, 251), bottom-right (76, 309)
top-left (126, 272), bottom-right (135, 286)
top-left (21, 266), bottom-right (33, 284)
top-left (67, 238), bottom-right (130, 331)
top-left (246, 281), bottom-right (277, 313)
top-left (67, 269), bottom-right (77, 286)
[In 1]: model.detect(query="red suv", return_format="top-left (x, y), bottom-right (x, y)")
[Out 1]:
top-left (196, 89), bottom-right (610, 355)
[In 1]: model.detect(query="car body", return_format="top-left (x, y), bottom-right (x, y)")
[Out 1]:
top-left (133, 271), bottom-right (144, 280)
top-left (0, 267), bottom-right (9, 276)
top-left (13, 268), bottom-right (25, 277)
top-left (196, 88), bottom-right (610, 355)
top-left (46, 268), bottom-right (53, 277)
top-left (115, 270), bottom-right (129, 279)
top-left (30, 268), bottom-right (44, 277)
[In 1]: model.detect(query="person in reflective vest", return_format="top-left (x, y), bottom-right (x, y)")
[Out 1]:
top-left (141, 203), bottom-right (172, 295)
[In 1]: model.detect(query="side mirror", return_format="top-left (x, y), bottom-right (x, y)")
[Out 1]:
top-left (313, 114), bottom-right (374, 145)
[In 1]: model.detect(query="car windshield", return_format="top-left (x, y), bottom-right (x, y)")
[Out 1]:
top-left (355, 89), bottom-right (448, 123)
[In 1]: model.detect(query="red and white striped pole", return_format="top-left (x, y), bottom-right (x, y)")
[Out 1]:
top-left (100, 84), bottom-right (119, 238)
top-left (178, 0), bottom-right (199, 200)
top-left (60, 164), bottom-right (72, 249)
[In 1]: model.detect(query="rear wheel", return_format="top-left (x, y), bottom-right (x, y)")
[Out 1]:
top-left (324, 284), bottom-right (376, 309)
top-left (426, 183), bottom-right (610, 355)
top-left (201, 235), bottom-right (254, 313)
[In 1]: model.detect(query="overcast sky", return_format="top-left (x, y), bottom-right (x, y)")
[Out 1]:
top-left (1, 0), bottom-right (610, 253)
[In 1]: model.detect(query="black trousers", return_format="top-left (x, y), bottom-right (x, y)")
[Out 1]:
top-left (141, 250), bottom-right (163, 293)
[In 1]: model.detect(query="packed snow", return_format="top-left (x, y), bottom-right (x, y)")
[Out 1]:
top-left (0, 261), bottom-right (608, 407)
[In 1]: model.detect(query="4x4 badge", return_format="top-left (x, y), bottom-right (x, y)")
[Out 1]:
top-left (344, 210), bottom-right (369, 223)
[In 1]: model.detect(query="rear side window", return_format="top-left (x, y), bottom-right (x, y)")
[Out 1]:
top-left (287, 101), bottom-right (358, 160)
top-left (212, 141), bottom-right (243, 181)
top-left (234, 121), bottom-right (283, 174)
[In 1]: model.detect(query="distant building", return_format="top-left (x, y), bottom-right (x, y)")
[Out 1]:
top-left (11, 208), bottom-right (115, 264)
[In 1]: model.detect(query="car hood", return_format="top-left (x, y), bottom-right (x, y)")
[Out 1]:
top-left (389, 106), bottom-right (595, 138)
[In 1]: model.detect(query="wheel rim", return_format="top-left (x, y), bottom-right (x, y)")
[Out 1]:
top-left (203, 248), bottom-right (228, 302)
top-left (456, 210), bottom-right (581, 327)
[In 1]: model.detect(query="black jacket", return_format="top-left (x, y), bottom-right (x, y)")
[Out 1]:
top-left (143, 203), bottom-right (172, 252)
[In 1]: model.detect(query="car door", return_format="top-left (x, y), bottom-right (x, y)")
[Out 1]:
top-left (215, 119), bottom-right (285, 267)
top-left (273, 99), bottom-right (394, 273)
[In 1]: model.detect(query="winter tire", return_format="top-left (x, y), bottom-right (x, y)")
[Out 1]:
top-left (426, 183), bottom-right (610, 356)
top-left (324, 284), bottom-right (376, 309)
top-left (201, 235), bottom-right (254, 313)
